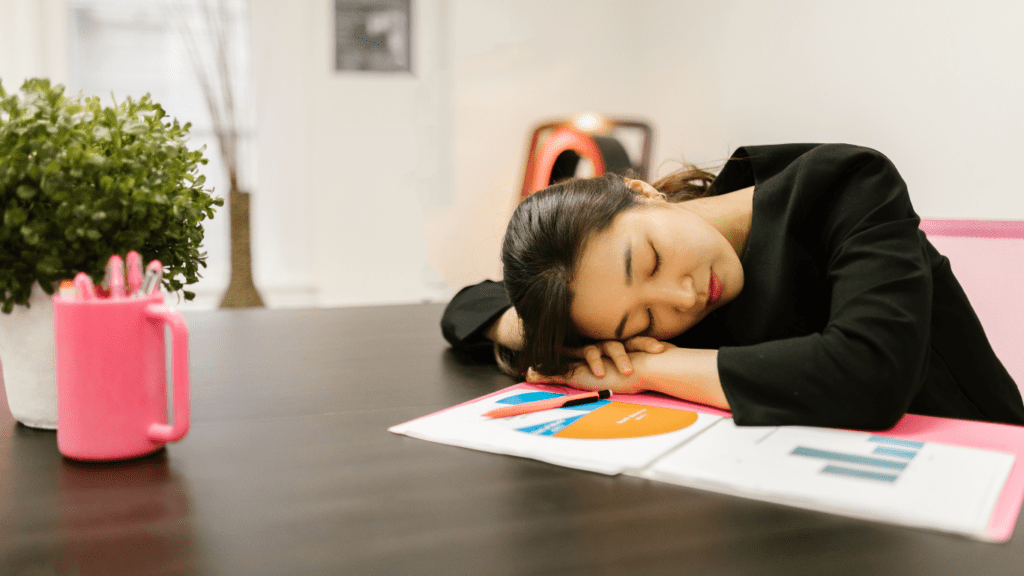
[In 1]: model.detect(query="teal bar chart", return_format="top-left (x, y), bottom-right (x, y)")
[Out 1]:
top-left (791, 436), bottom-right (921, 483)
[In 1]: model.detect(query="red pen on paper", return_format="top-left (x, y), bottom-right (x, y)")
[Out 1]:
top-left (482, 390), bottom-right (612, 419)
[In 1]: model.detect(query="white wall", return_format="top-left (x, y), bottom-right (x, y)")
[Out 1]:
top-left (439, 0), bottom-right (1024, 290)
top-left (628, 0), bottom-right (1024, 218)
top-left (0, 0), bottom-right (69, 89)
top-left (250, 0), bottom-right (454, 308)
top-left (435, 0), bottom-right (652, 286)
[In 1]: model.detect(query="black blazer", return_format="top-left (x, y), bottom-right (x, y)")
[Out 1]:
top-left (442, 144), bottom-right (1024, 429)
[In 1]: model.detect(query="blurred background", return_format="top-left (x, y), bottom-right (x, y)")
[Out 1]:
top-left (2, 0), bottom-right (1022, 310)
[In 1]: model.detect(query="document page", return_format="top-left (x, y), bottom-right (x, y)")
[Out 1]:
top-left (390, 388), bottom-right (721, 475)
top-left (641, 420), bottom-right (1015, 539)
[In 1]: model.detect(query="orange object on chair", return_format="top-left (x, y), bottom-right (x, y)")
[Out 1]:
top-left (521, 127), bottom-right (608, 199)
top-left (519, 116), bottom-right (649, 200)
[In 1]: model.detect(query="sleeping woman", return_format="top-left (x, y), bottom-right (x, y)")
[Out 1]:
top-left (442, 144), bottom-right (1024, 429)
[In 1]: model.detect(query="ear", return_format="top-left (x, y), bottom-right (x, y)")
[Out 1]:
top-left (623, 177), bottom-right (666, 202)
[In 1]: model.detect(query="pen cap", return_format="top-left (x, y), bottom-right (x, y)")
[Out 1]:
top-left (106, 254), bottom-right (126, 298)
top-left (126, 251), bottom-right (143, 294)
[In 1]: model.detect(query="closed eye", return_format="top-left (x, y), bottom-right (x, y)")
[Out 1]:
top-left (643, 242), bottom-right (660, 335)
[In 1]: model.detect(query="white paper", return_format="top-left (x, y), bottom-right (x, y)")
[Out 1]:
top-left (641, 420), bottom-right (1015, 539)
top-left (390, 389), bottom-right (721, 475)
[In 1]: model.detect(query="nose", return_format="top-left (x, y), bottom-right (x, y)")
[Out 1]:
top-left (649, 275), bottom-right (697, 310)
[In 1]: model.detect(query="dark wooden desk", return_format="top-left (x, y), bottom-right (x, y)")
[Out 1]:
top-left (2, 303), bottom-right (1022, 575)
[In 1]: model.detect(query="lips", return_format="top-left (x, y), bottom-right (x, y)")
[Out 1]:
top-left (708, 272), bottom-right (722, 305)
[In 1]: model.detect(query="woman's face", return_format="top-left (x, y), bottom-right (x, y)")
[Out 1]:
top-left (569, 200), bottom-right (744, 341)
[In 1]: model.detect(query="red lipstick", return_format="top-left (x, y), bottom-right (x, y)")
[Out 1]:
top-left (708, 273), bottom-right (722, 304)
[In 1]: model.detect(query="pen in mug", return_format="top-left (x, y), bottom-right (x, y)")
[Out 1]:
top-left (126, 251), bottom-right (143, 296)
top-left (100, 254), bottom-right (117, 293)
top-left (73, 272), bottom-right (96, 300)
top-left (101, 256), bottom-right (111, 291)
top-left (140, 260), bottom-right (163, 296)
top-left (107, 254), bottom-right (125, 299)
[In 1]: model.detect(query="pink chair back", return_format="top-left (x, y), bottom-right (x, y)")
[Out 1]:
top-left (920, 219), bottom-right (1024, 394)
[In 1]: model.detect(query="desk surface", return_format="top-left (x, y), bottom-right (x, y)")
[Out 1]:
top-left (1, 303), bottom-right (1022, 575)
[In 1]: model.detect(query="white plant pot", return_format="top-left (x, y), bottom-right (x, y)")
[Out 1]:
top-left (0, 281), bottom-right (58, 429)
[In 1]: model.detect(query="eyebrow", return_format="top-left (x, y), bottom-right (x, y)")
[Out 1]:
top-left (615, 241), bottom-right (634, 339)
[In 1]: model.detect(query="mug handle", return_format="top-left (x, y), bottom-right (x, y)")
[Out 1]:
top-left (144, 303), bottom-right (191, 443)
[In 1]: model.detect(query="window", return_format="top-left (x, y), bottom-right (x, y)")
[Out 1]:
top-left (68, 0), bottom-right (254, 308)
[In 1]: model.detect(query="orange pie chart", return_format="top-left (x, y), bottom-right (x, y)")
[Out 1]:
top-left (551, 402), bottom-right (699, 439)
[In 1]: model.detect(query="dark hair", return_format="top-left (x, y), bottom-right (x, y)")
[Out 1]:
top-left (500, 165), bottom-right (717, 378)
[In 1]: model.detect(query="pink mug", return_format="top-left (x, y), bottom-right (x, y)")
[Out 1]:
top-left (53, 291), bottom-right (190, 461)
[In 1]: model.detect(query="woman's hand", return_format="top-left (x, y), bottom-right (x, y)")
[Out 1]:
top-left (565, 337), bottom-right (670, 377)
top-left (529, 345), bottom-right (731, 410)
top-left (527, 340), bottom-right (676, 395)
top-left (527, 355), bottom-right (648, 395)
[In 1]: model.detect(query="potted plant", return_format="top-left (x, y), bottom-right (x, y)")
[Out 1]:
top-left (0, 78), bottom-right (223, 429)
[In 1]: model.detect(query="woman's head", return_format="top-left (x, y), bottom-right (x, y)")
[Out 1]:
top-left (501, 169), bottom-right (743, 377)
top-left (501, 174), bottom-right (639, 376)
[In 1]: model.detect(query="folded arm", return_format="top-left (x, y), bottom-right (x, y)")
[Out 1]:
top-left (530, 344), bottom-right (730, 411)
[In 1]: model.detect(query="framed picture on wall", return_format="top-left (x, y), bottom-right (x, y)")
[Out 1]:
top-left (334, 0), bottom-right (411, 73)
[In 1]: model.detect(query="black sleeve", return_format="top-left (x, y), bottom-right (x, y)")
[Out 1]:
top-left (440, 279), bottom-right (511, 358)
top-left (718, 146), bottom-right (932, 430)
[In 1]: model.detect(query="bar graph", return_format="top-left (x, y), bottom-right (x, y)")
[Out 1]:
top-left (791, 435), bottom-right (921, 483)
top-left (868, 436), bottom-right (924, 449)
top-left (820, 465), bottom-right (898, 483)
top-left (873, 446), bottom-right (918, 459)
top-left (641, 419), bottom-right (1016, 539)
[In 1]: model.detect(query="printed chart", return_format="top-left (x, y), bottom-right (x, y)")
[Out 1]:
top-left (791, 435), bottom-right (924, 483)
top-left (492, 391), bottom-right (700, 439)
top-left (390, 388), bottom-right (721, 475)
top-left (644, 420), bottom-right (1015, 537)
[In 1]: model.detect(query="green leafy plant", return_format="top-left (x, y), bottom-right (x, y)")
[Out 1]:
top-left (0, 78), bottom-right (224, 312)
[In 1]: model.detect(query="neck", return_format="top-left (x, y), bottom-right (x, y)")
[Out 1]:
top-left (683, 186), bottom-right (754, 257)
